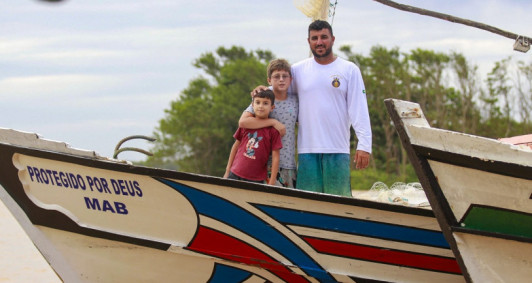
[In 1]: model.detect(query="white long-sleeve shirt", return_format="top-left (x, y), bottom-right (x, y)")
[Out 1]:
top-left (290, 57), bottom-right (372, 154)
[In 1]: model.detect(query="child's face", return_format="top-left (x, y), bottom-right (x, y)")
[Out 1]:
top-left (268, 70), bottom-right (291, 93)
top-left (252, 96), bottom-right (275, 119)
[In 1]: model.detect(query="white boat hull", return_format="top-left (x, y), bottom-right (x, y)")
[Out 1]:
top-left (386, 99), bottom-right (532, 283)
top-left (0, 127), bottom-right (464, 282)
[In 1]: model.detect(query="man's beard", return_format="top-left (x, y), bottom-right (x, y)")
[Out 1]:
top-left (311, 45), bottom-right (332, 58)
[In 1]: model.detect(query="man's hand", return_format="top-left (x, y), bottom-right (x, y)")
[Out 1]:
top-left (354, 150), bottom-right (370, 169)
top-left (251, 85), bottom-right (269, 97)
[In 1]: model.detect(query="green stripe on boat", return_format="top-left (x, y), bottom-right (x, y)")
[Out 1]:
top-left (462, 206), bottom-right (532, 239)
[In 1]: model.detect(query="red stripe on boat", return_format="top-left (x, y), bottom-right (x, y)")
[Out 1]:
top-left (188, 226), bottom-right (310, 283)
top-left (304, 236), bottom-right (462, 275)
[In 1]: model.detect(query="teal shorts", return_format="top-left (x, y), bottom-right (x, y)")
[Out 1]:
top-left (296, 153), bottom-right (351, 197)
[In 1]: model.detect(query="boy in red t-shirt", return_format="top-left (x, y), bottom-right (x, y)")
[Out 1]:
top-left (223, 90), bottom-right (282, 185)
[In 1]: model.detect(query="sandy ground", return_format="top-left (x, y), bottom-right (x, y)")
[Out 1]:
top-left (0, 200), bottom-right (61, 283)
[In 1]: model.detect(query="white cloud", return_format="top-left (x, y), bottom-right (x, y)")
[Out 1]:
top-left (1, 0), bottom-right (531, 162)
top-left (24, 49), bottom-right (127, 62)
top-left (0, 74), bottom-right (116, 98)
top-left (0, 38), bottom-right (46, 54)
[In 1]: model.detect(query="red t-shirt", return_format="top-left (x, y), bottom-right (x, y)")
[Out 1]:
top-left (230, 127), bottom-right (282, 181)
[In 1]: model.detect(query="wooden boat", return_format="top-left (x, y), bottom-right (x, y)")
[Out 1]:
top-left (499, 134), bottom-right (532, 150)
top-left (385, 99), bottom-right (532, 283)
top-left (0, 128), bottom-right (464, 282)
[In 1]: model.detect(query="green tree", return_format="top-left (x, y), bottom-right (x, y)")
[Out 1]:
top-left (482, 57), bottom-right (511, 137)
top-left (408, 48), bottom-right (450, 129)
top-left (146, 46), bottom-right (273, 176)
top-left (515, 60), bottom-right (532, 133)
top-left (341, 45), bottom-right (410, 177)
top-left (144, 44), bottom-right (531, 189)
top-left (340, 45), bottom-right (422, 187)
top-left (447, 52), bottom-right (482, 134)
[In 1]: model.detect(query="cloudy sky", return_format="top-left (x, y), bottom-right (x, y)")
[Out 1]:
top-left (1, 0), bottom-right (531, 161)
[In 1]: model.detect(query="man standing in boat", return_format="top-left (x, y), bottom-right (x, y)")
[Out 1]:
top-left (254, 20), bottom-right (372, 197)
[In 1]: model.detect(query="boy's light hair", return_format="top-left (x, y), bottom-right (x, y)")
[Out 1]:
top-left (267, 59), bottom-right (291, 79)
top-left (253, 89), bottom-right (275, 105)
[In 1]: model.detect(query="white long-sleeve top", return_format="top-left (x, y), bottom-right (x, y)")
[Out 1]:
top-left (290, 57), bottom-right (372, 154)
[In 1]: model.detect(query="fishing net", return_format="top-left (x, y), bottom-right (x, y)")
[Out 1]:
top-left (293, 0), bottom-right (330, 21)
top-left (355, 182), bottom-right (431, 208)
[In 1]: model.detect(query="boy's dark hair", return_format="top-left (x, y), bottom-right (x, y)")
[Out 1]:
top-left (308, 20), bottom-right (333, 37)
top-left (267, 59), bottom-right (291, 79)
top-left (253, 89), bottom-right (275, 105)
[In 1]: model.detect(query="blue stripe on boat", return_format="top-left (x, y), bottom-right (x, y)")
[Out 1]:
top-left (254, 204), bottom-right (450, 249)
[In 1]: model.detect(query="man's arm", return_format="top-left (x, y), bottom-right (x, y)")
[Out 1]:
top-left (268, 149), bottom-right (280, 185)
top-left (347, 65), bottom-right (372, 169)
top-left (223, 140), bottom-right (240, 178)
top-left (239, 111), bottom-right (286, 137)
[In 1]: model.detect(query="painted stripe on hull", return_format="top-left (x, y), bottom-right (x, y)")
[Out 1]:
top-left (254, 204), bottom-right (449, 249)
top-left (303, 236), bottom-right (461, 274)
top-left (189, 226), bottom-right (308, 283)
top-left (291, 226), bottom-right (455, 258)
top-left (462, 205), bottom-right (532, 239)
top-left (156, 178), bottom-right (334, 282)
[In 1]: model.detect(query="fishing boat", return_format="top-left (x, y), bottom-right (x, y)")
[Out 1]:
top-left (0, 127), bottom-right (463, 282)
top-left (385, 99), bottom-right (532, 283)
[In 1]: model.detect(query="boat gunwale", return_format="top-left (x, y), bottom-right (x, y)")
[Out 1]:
top-left (0, 138), bottom-right (446, 257)
top-left (412, 144), bottom-right (532, 181)
top-left (0, 141), bottom-right (436, 217)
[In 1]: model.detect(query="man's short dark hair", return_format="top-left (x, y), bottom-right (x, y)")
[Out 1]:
top-left (308, 20), bottom-right (333, 37)
top-left (253, 89), bottom-right (275, 105)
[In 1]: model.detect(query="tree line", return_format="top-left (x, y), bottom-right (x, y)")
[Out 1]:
top-left (143, 45), bottom-right (532, 190)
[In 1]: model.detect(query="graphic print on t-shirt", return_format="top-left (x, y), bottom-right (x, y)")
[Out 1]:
top-left (244, 131), bottom-right (263, 159)
top-left (331, 76), bottom-right (340, 88)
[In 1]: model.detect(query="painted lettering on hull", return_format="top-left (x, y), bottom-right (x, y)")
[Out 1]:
top-left (84, 197), bottom-right (129, 214)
